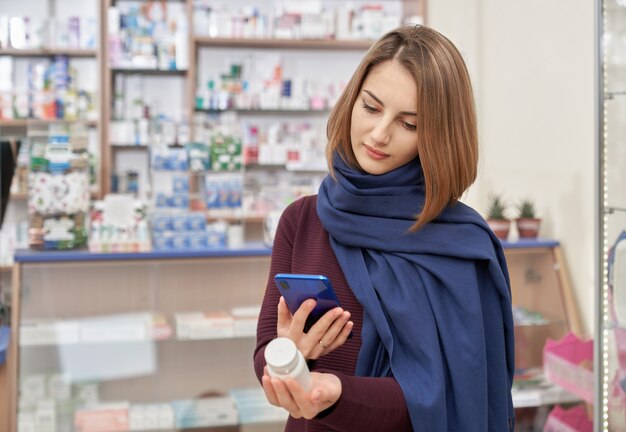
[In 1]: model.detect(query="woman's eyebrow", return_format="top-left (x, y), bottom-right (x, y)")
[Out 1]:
top-left (363, 89), bottom-right (417, 116)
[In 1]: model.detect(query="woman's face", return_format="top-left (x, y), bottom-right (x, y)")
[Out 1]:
top-left (350, 60), bottom-right (419, 175)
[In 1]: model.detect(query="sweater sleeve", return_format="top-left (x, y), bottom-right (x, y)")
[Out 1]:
top-left (253, 198), bottom-right (301, 381)
top-left (315, 372), bottom-right (413, 432)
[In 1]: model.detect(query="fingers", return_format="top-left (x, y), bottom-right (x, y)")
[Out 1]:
top-left (324, 315), bottom-right (354, 352)
top-left (291, 299), bottom-right (317, 333)
top-left (310, 309), bottom-right (352, 354)
top-left (276, 297), bottom-right (293, 334)
top-left (308, 307), bottom-right (343, 341)
top-left (272, 378), bottom-right (301, 418)
top-left (262, 375), bottom-right (279, 406)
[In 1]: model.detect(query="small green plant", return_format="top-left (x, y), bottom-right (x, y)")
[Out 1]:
top-left (517, 199), bottom-right (536, 219)
top-left (486, 195), bottom-right (508, 220)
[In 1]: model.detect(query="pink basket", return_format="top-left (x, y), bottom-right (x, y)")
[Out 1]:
top-left (543, 405), bottom-right (593, 432)
top-left (543, 332), bottom-right (594, 403)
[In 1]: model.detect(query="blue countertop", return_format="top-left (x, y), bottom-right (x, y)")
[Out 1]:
top-left (13, 239), bottom-right (558, 264)
top-left (14, 242), bottom-right (272, 263)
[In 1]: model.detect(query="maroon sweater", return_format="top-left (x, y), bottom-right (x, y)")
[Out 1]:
top-left (254, 195), bottom-right (413, 432)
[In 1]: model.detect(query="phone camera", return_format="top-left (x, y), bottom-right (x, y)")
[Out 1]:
top-left (280, 281), bottom-right (289, 290)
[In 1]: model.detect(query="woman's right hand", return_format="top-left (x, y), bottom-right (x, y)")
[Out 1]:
top-left (276, 296), bottom-right (353, 360)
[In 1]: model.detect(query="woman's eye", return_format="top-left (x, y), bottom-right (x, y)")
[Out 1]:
top-left (362, 102), bottom-right (378, 113)
top-left (402, 121), bottom-right (417, 131)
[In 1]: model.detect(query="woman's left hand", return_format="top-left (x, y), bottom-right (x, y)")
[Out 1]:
top-left (261, 368), bottom-right (342, 420)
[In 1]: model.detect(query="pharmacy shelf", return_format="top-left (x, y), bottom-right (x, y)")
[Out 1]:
top-left (0, 119), bottom-right (98, 127)
top-left (195, 107), bottom-right (330, 115)
top-left (110, 144), bottom-right (150, 150)
top-left (110, 67), bottom-right (187, 76)
top-left (245, 163), bottom-right (328, 173)
top-left (0, 48), bottom-right (97, 57)
top-left (512, 383), bottom-right (580, 408)
top-left (195, 36), bottom-right (374, 51)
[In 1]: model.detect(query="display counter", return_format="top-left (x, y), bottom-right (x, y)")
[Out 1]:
top-left (0, 239), bottom-right (582, 432)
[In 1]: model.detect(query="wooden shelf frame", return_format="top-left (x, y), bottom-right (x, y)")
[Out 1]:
top-left (0, 48), bottom-right (97, 57)
top-left (0, 119), bottom-right (98, 127)
top-left (195, 36), bottom-right (375, 51)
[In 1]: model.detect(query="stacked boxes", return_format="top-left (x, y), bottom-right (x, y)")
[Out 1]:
top-left (151, 212), bottom-right (226, 251)
top-left (27, 125), bottom-right (90, 250)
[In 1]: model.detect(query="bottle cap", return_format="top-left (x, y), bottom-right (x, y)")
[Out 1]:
top-left (265, 337), bottom-right (299, 373)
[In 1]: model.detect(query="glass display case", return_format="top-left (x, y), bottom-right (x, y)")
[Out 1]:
top-left (598, 0), bottom-right (626, 430)
top-left (8, 248), bottom-right (286, 432)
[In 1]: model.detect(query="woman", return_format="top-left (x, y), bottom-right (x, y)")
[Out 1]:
top-left (253, 25), bottom-right (515, 432)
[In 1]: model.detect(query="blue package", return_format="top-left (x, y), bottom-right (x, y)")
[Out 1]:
top-left (186, 213), bottom-right (206, 231)
top-left (152, 234), bottom-right (172, 251)
top-left (171, 214), bottom-right (187, 232)
top-left (156, 193), bottom-right (169, 208)
top-left (173, 176), bottom-right (189, 193)
top-left (152, 154), bottom-right (166, 170)
top-left (228, 178), bottom-right (242, 208)
top-left (152, 214), bottom-right (172, 232)
top-left (169, 194), bottom-right (189, 209)
top-left (171, 234), bottom-right (187, 250)
top-left (185, 233), bottom-right (207, 250)
top-left (205, 178), bottom-right (220, 209)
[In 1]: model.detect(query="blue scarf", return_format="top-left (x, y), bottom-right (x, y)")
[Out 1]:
top-left (317, 155), bottom-right (515, 431)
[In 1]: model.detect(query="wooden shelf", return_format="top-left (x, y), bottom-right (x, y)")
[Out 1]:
top-left (0, 119), bottom-right (98, 127)
top-left (244, 163), bottom-right (327, 173)
top-left (110, 144), bottom-right (150, 150)
top-left (195, 107), bottom-right (330, 115)
top-left (110, 67), bottom-right (187, 75)
top-left (195, 36), bottom-right (374, 51)
top-left (0, 266), bottom-right (12, 273)
top-left (205, 215), bottom-right (265, 224)
top-left (0, 48), bottom-right (97, 58)
top-left (9, 193), bottom-right (27, 200)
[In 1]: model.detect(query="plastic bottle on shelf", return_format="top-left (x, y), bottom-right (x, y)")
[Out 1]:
top-left (264, 337), bottom-right (311, 390)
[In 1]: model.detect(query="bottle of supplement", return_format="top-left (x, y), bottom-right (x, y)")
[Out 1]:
top-left (264, 337), bottom-right (311, 390)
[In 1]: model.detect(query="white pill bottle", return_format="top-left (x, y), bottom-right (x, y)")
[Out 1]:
top-left (264, 337), bottom-right (311, 390)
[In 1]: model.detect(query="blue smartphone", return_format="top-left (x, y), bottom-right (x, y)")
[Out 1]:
top-left (274, 273), bottom-right (349, 335)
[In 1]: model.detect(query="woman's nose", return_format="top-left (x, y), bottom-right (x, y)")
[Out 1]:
top-left (370, 119), bottom-right (391, 145)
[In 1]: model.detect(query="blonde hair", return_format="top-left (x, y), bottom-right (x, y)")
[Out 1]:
top-left (326, 25), bottom-right (478, 231)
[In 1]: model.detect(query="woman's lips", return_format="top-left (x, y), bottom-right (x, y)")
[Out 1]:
top-left (364, 144), bottom-right (389, 160)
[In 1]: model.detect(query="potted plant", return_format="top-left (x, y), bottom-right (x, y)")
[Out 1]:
top-left (516, 199), bottom-right (541, 239)
top-left (486, 195), bottom-right (511, 240)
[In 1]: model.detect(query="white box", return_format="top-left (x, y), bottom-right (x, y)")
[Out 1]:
top-left (175, 312), bottom-right (235, 340)
top-left (231, 306), bottom-right (260, 337)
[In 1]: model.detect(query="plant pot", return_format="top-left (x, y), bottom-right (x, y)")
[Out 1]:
top-left (516, 217), bottom-right (541, 239)
top-left (487, 218), bottom-right (511, 240)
